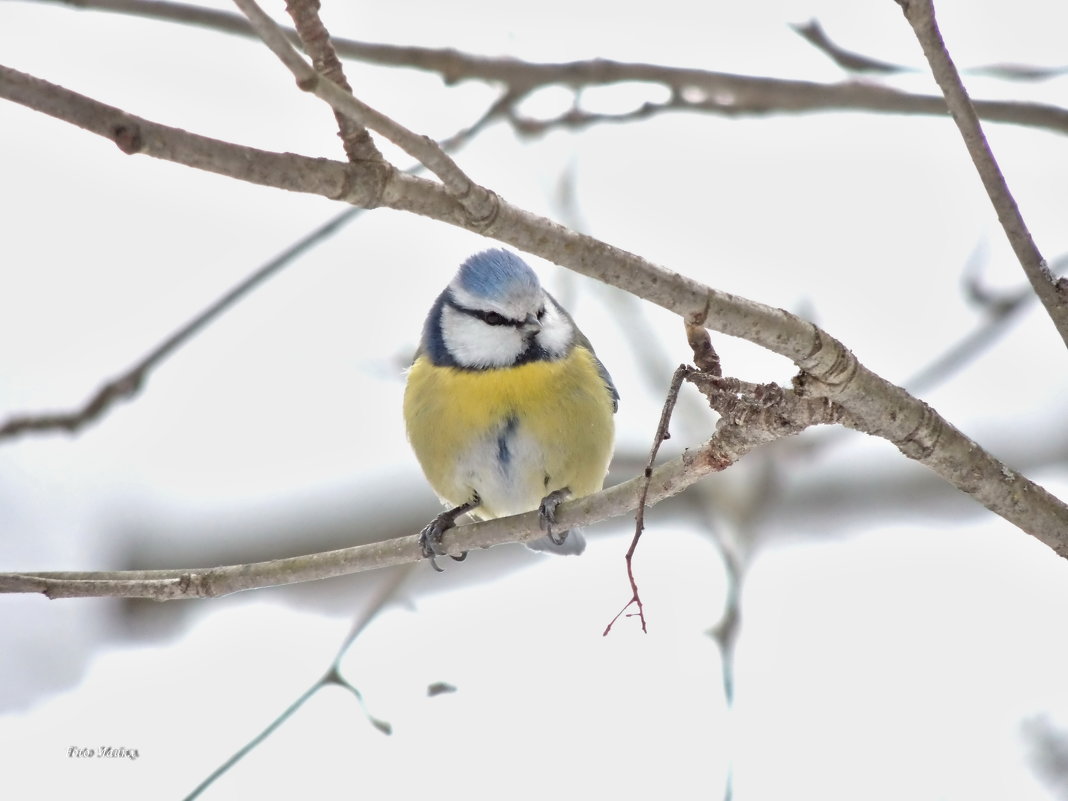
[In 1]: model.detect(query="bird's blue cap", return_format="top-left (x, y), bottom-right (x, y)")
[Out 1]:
top-left (456, 249), bottom-right (541, 301)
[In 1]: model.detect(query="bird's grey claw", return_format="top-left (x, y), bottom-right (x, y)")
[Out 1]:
top-left (419, 500), bottom-right (476, 570)
top-left (538, 488), bottom-right (571, 546)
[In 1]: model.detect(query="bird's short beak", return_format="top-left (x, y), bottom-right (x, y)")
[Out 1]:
top-left (522, 313), bottom-right (541, 333)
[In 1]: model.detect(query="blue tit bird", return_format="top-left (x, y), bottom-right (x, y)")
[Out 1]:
top-left (404, 249), bottom-right (618, 566)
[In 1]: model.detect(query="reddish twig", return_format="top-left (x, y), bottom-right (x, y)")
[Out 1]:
top-left (604, 364), bottom-right (694, 636)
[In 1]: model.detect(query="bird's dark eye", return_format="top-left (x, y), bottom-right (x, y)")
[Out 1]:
top-left (536, 306), bottom-right (546, 321)
top-left (481, 311), bottom-right (508, 326)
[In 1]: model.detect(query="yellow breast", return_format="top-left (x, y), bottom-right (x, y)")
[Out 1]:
top-left (403, 347), bottom-right (615, 519)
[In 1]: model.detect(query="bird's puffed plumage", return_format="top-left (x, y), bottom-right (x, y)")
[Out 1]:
top-left (404, 249), bottom-right (617, 555)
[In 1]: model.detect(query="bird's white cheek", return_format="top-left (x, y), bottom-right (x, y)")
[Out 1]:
top-left (536, 307), bottom-right (574, 358)
top-left (443, 310), bottom-right (524, 368)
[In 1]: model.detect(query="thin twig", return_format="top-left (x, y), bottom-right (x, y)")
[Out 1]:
top-left (231, 0), bottom-right (498, 225)
top-left (604, 365), bottom-right (693, 636)
top-left (282, 0), bottom-right (381, 163)
top-left (895, 0), bottom-right (1068, 349)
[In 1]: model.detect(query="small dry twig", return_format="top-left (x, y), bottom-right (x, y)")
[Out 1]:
top-left (604, 364), bottom-right (693, 636)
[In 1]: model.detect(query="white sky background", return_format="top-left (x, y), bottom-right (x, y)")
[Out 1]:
top-left (2, 0), bottom-right (1068, 798)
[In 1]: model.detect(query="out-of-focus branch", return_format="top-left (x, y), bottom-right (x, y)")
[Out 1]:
top-left (2, 61), bottom-right (1067, 559)
top-left (181, 566), bottom-right (410, 800)
top-left (25, 0), bottom-right (1068, 137)
top-left (895, 0), bottom-right (1068, 350)
top-left (905, 253), bottom-right (1068, 393)
top-left (791, 19), bottom-right (908, 74)
top-left (0, 207), bottom-right (361, 441)
top-left (1023, 716), bottom-right (1068, 800)
top-left (794, 17), bottom-right (1068, 82)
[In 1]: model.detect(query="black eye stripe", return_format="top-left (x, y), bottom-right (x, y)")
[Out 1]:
top-left (479, 310), bottom-right (513, 327)
top-left (447, 297), bottom-right (524, 327)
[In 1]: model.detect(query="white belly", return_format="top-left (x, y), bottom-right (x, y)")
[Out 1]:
top-left (451, 416), bottom-right (555, 519)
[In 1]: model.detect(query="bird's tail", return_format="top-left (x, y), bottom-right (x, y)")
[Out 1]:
top-left (526, 527), bottom-right (586, 556)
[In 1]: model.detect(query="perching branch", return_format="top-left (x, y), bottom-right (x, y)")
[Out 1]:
top-left (0, 381), bottom-right (849, 601)
top-left (895, 0), bottom-right (1068, 349)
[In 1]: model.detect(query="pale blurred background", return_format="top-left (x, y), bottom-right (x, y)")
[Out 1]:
top-left (2, 0), bottom-right (1068, 798)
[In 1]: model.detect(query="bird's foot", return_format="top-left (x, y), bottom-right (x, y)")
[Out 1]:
top-left (538, 488), bottom-right (572, 546)
top-left (419, 497), bottom-right (478, 572)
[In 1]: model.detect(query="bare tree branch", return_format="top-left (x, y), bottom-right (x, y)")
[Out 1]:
top-left (895, 0), bottom-right (1068, 349)
top-left (282, 0), bottom-right (380, 163)
top-left (232, 0), bottom-right (497, 224)
top-left (0, 411), bottom-right (800, 599)
top-left (25, 0), bottom-right (1068, 136)
top-left (2, 59), bottom-right (1067, 564)
top-left (0, 375), bottom-right (851, 602)
top-left (0, 81), bottom-right (511, 443)
top-left (6, 0), bottom-right (1068, 572)
top-left (0, 65), bottom-right (390, 200)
